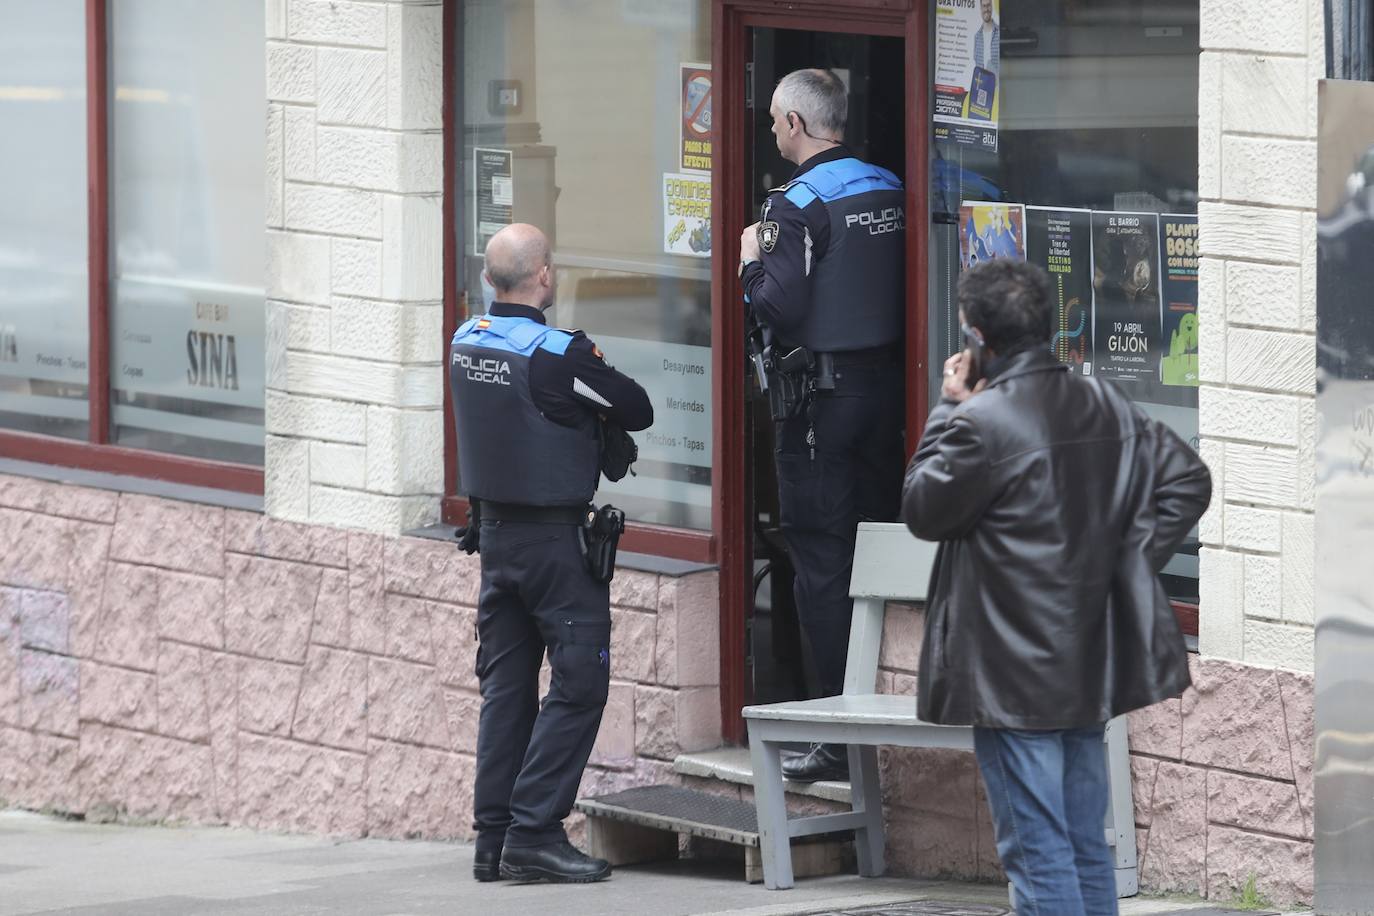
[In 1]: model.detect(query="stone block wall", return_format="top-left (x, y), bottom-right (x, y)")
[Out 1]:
top-left (0, 470), bottom-right (1319, 905)
top-left (0, 474), bottom-right (720, 841)
top-left (873, 604), bottom-right (1315, 907)
top-left (1196, 0), bottom-right (1322, 668)
top-left (264, 0), bottom-right (448, 535)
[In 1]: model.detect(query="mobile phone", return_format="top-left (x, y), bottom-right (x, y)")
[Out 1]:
top-left (960, 322), bottom-right (986, 389)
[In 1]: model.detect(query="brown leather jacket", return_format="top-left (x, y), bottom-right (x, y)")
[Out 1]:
top-left (901, 349), bottom-right (1211, 729)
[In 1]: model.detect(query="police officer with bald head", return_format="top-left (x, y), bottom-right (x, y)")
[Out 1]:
top-left (451, 223), bottom-right (652, 884)
top-left (739, 68), bottom-right (906, 782)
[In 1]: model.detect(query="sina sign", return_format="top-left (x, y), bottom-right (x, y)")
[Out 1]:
top-left (186, 330), bottom-right (239, 390)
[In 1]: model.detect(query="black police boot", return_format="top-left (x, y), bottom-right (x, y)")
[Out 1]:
top-left (781, 743), bottom-right (850, 783)
top-left (472, 847), bottom-right (503, 882)
top-left (499, 840), bottom-right (612, 884)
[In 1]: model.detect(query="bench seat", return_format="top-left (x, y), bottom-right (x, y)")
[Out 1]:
top-left (743, 696), bottom-right (974, 747)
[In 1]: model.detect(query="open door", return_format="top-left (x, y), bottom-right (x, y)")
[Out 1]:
top-left (745, 27), bottom-right (907, 708)
top-left (712, 2), bottom-right (929, 743)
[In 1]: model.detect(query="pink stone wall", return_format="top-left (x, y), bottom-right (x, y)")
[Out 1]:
top-left (873, 603), bottom-right (1315, 907)
top-left (0, 474), bottom-right (720, 842)
top-left (0, 474), bottom-right (1315, 906)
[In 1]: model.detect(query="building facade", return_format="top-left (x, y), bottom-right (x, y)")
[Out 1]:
top-left (0, 0), bottom-right (1347, 907)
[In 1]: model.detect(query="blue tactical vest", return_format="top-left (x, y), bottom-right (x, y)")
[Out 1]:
top-left (449, 315), bottom-right (600, 506)
top-left (779, 157), bottom-right (905, 351)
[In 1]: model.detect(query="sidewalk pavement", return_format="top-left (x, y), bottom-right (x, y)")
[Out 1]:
top-left (0, 810), bottom-right (1307, 916)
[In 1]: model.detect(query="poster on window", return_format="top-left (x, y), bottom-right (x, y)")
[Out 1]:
top-left (663, 172), bottom-right (712, 258)
top-left (1091, 211), bottom-right (1163, 385)
top-left (680, 63), bottom-right (713, 172)
top-left (1159, 215), bottom-right (1200, 387)
top-left (1026, 207), bottom-right (1093, 376)
top-left (958, 201), bottom-right (1024, 269)
top-left (473, 148), bottom-right (514, 255)
top-left (933, 0), bottom-right (1000, 151)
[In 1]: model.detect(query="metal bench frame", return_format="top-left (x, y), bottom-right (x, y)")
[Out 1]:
top-left (743, 522), bottom-right (1139, 894)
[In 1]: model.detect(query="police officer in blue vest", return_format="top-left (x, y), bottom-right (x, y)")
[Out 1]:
top-left (740, 69), bottom-right (906, 783)
top-left (452, 223), bottom-right (652, 884)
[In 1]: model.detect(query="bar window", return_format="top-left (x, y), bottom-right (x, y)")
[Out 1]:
top-left (929, 0), bottom-right (1202, 603)
top-left (109, 0), bottom-right (267, 465)
top-left (0, 0), bottom-right (90, 442)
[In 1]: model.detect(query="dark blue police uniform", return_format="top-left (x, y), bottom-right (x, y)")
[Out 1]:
top-left (742, 147), bottom-right (906, 701)
top-left (450, 302), bottom-right (651, 861)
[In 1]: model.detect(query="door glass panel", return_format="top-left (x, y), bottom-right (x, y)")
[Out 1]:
top-left (462, 0), bottom-right (713, 529)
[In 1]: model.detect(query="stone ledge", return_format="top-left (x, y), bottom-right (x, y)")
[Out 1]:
top-left (0, 460), bottom-right (262, 513)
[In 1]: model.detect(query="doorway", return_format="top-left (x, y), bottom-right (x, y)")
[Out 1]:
top-left (742, 27), bottom-right (908, 708)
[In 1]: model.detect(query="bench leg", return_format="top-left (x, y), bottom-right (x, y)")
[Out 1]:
top-left (1104, 716), bottom-right (1139, 898)
top-left (848, 744), bottom-right (886, 877)
top-left (747, 729), bottom-right (794, 890)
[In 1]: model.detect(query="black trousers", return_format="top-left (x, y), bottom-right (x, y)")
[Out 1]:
top-left (775, 360), bottom-right (904, 698)
top-left (471, 520), bottom-right (610, 852)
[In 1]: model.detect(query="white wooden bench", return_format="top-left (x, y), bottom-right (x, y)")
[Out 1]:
top-left (743, 522), bottom-right (1138, 894)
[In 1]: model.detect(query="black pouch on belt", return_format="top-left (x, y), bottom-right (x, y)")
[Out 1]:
top-left (578, 504), bottom-right (626, 583)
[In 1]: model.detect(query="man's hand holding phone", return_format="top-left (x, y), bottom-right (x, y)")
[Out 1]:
top-left (941, 350), bottom-right (988, 403)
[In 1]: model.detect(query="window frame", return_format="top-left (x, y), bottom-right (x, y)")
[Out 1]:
top-left (0, 0), bottom-right (264, 496)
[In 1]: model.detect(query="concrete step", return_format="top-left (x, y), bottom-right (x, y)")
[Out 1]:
top-left (673, 745), bottom-right (853, 804)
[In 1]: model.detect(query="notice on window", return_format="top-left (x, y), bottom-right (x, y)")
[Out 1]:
top-left (111, 279), bottom-right (265, 412)
top-left (1026, 208), bottom-right (1093, 376)
top-left (680, 63), bottom-right (713, 172)
top-left (1159, 215), bottom-right (1200, 387)
top-left (0, 309), bottom-right (87, 388)
top-left (473, 148), bottom-right (514, 254)
top-left (958, 201), bottom-right (1024, 268)
top-left (663, 172), bottom-right (712, 258)
top-left (593, 335), bottom-right (712, 469)
top-left (933, 0), bottom-right (1000, 151)
top-left (1091, 211), bottom-right (1164, 386)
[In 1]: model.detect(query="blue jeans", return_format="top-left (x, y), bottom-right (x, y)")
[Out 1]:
top-left (973, 725), bottom-right (1119, 916)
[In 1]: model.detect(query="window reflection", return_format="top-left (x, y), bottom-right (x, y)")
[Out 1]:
top-left (0, 1), bottom-right (90, 442)
top-left (462, 0), bottom-right (714, 529)
top-left (110, 0), bottom-right (266, 465)
top-left (930, 0), bottom-right (1201, 598)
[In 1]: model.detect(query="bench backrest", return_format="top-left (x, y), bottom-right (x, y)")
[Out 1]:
top-left (843, 522), bottom-right (939, 695)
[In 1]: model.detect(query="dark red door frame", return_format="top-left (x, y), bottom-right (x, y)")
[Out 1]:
top-left (0, 0), bottom-right (264, 495)
top-left (713, 0), bottom-right (924, 744)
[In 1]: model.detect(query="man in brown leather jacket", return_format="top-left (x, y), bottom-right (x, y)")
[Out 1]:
top-left (901, 259), bottom-right (1211, 916)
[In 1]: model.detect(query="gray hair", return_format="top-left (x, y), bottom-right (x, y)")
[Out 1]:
top-left (774, 68), bottom-right (847, 138)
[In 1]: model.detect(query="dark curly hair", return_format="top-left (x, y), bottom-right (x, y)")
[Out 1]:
top-left (957, 259), bottom-right (1053, 354)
